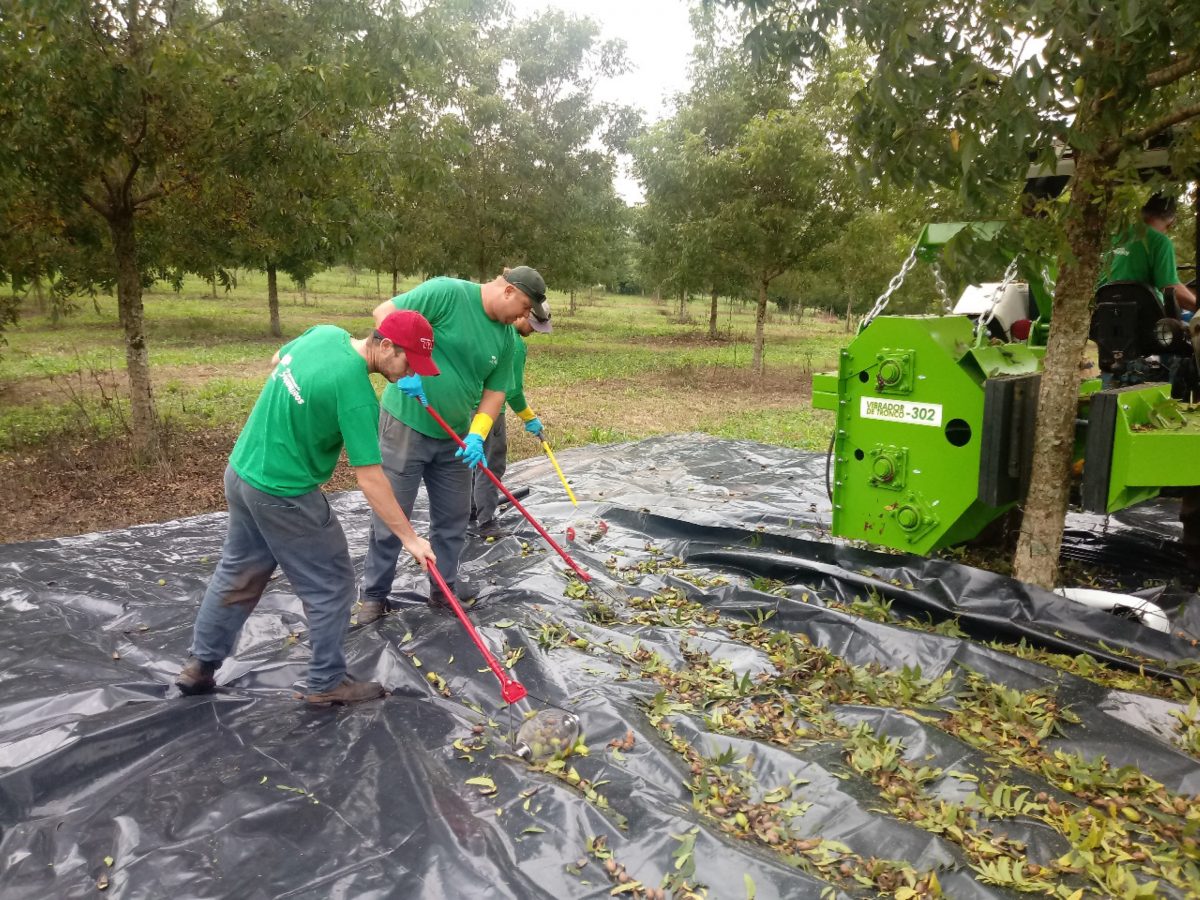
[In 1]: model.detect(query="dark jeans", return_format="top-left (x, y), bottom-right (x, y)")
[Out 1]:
top-left (472, 414), bottom-right (508, 524)
top-left (361, 411), bottom-right (472, 601)
top-left (190, 466), bottom-right (355, 692)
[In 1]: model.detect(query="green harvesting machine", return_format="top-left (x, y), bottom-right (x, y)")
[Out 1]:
top-left (812, 159), bottom-right (1200, 555)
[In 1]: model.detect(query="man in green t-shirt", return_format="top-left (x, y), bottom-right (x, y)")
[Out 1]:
top-left (1102, 195), bottom-right (1196, 311)
top-left (175, 311), bottom-right (439, 705)
top-left (358, 266), bottom-right (550, 623)
top-left (472, 301), bottom-right (552, 538)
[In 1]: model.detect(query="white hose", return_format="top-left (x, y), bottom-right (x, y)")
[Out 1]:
top-left (1056, 587), bottom-right (1171, 633)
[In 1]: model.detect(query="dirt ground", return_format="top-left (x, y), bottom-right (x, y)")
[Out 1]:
top-left (0, 428), bottom-right (359, 544)
top-left (0, 369), bottom-right (818, 544)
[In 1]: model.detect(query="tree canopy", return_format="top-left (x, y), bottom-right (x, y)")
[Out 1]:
top-left (0, 0), bottom-right (632, 456)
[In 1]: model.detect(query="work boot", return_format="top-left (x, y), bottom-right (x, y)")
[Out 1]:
top-left (357, 598), bottom-right (388, 624)
top-left (303, 677), bottom-right (385, 706)
top-left (175, 656), bottom-right (217, 695)
top-left (476, 519), bottom-right (506, 540)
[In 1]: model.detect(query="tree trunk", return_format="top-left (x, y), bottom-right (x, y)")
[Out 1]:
top-left (1013, 152), bottom-right (1112, 589)
top-left (108, 210), bottom-right (160, 462)
top-left (211, 271), bottom-right (218, 299)
top-left (376, 270), bottom-right (381, 301)
top-left (752, 278), bottom-right (769, 374)
top-left (267, 263), bottom-right (282, 338)
top-left (34, 276), bottom-right (50, 321)
top-left (570, 289), bottom-right (577, 315)
top-left (678, 290), bottom-right (686, 321)
top-left (845, 293), bottom-right (855, 333)
top-left (392, 269), bottom-right (399, 297)
top-left (708, 288), bottom-right (719, 340)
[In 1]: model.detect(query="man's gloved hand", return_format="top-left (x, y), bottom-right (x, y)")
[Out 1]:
top-left (396, 373), bottom-right (428, 406)
top-left (524, 416), bottom-right (544, 439)
top-left (456, 433), bottom-right (486, 469)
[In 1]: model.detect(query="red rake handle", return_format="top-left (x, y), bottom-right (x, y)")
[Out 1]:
top-left (422, 402), bottom-right (592, 583)
top-left (428, 562), bottom-right (527, 705)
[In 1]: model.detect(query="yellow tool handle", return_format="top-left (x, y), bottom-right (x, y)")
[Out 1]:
top-left (541, 440), bottom-right (578, 506)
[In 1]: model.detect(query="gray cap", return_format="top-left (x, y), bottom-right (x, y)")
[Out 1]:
top-left (503, 266), bottom-right (551, 330)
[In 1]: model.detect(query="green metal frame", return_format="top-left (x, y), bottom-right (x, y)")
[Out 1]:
top-left (815, 218), bottom-right (1200, 554)
top-left (1095, 385), bottom-right (1200, 510)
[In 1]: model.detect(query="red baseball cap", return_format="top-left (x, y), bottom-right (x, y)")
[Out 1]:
top-left (377, 310), bottom-right (440, 376)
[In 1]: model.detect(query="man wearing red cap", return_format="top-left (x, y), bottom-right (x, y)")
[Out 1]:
top-left (175, 311), bottom-right (440, 705)
top-left (358, 267), bottom-right (549, 622)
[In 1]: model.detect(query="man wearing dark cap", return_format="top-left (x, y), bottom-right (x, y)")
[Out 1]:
top-left (1102, 195), bottom-right (1196, 311)
top-left (472, 271), bottom-right (553, 538)
top-left (175, 311), bottom-right (439, 705)
top-left (359, 266), bottom-right (550, 623)
top-left (1102, 197), bottom-right (1200, 558)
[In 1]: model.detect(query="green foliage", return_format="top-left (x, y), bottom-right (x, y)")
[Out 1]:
top-left (731, 0), bottom-right (1200, 205)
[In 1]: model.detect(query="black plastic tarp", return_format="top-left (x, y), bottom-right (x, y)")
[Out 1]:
top-left (1, 436), bottom-right (1197, 899)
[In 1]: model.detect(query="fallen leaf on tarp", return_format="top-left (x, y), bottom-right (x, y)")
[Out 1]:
top-left (465, 775), bottom-right (497, 796)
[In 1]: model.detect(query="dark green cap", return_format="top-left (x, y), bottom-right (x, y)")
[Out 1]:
top-left (503, 266), bottom-right (551, 330)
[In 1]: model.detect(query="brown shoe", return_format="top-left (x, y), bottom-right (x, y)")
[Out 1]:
top-left (175, 656), bottom-right (217, 695)
top-left (357, 599), bottom-right (387, 624)
top-left (303, 677), bottom-right (385, 706)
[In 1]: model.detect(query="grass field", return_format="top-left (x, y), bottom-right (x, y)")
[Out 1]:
top-left (0, 268), bottom-right (842, 540)
top-left (0, 268), bottom-right (841, 455)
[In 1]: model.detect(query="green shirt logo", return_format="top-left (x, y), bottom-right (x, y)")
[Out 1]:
top-left (272, 353), bottom-right (306, 406)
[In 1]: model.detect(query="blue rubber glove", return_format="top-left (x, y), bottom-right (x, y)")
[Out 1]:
top-left (456, 433), bottom-right (486, 469)
top-left (396, 373), bottom-right (428, 406)
top-left (524, 416), bottom-right (544, 438)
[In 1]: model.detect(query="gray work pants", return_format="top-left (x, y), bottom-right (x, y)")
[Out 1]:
top-left (361, 411), bottom-right (472, 600)
top-left (190, 466), bottom-right (354, 692)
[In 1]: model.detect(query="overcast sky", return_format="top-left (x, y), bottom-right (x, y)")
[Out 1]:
top-left (508, 0), bottom-right (697, 201)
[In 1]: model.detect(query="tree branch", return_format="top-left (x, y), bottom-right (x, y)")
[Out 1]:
top-left (82, 190), bottom-right (111, 219)
top-left (133, 183), bottom-right (164, 207)
top-left (1146, 52), bottom-right (1200, 89)
top-left (1128, 101), bottom-right (1200, 146)
top-left (122, 153), bottom-right (143, 199)
top-left (86, 8), bottom-right (114, 59)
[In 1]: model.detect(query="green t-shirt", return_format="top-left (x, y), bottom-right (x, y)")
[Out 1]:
top-left (1103, 226), bottom-right (1180, 300)
top-left (381, 277), bottom-right (515, 438)
top-left (230, 325), bottom-right (383, 496)
top-left (506, 336), bottom-right (530, 413)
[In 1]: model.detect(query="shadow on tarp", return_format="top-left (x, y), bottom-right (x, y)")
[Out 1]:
top-left (0, 435), bottom-right (1196, 899)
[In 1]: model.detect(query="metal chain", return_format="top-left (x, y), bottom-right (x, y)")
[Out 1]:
top-left (932, 262), bottom-right (953, 314)
top-left (974, 257), bottom-right (1021, 342)
top-left (1040, 265), bottom-right (1055, 301)
top-left (861, 243), bottom-right (920, 329)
